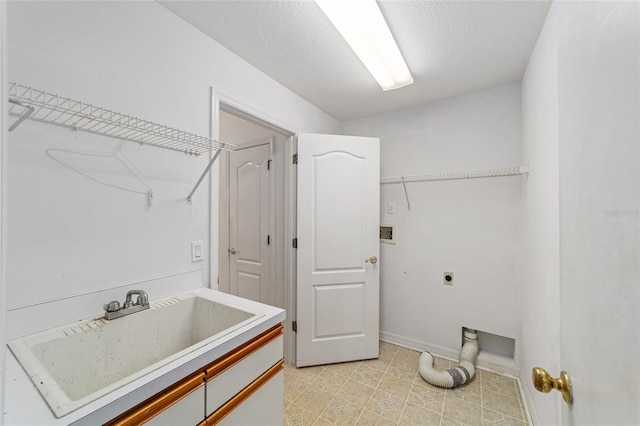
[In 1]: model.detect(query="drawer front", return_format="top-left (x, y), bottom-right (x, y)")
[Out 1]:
top-left (104, 372), bottom-right (205, 426)
top-left (145, 386), bottom-right (205, 426)
top-left (205, 334), bottom-right (283, 415)
top-left (218, 370), bottom-right (284, 426)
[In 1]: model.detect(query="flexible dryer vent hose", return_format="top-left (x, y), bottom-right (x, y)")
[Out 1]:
top-left (418, 329), bottom-right (478, 388)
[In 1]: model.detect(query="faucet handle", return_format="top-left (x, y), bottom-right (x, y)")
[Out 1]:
top-left (103, 300), bottom-right (121, 312)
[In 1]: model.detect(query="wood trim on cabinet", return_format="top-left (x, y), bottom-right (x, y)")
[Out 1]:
top-left (204, 324), bottom-right (283, 381)
top-left (103, 371), bottom-right (205, 426)
top-left (205, 360), bottom-right (284, 425)
top-left (104, 323), bottom-right (283, 426)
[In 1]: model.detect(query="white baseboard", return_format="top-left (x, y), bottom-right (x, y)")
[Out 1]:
top-left (517, 374), bottom-right (538, 425)
top-left (380, 330), bottom-right (521, 377)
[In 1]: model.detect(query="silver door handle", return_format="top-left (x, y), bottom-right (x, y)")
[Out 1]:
top-left (228, 248), bottom-right (237, 255)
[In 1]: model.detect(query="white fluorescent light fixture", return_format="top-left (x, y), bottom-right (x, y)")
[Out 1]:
top-left (315, 0), bottom-right (413, 91)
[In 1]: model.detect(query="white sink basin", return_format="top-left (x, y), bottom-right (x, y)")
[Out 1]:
top-left (7, 290), bottom-right (264, 418)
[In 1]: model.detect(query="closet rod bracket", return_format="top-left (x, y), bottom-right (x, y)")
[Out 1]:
top-left (187, 149), bottom-right (223, 205)
top-left (8, 98), bottom-right (34, 131)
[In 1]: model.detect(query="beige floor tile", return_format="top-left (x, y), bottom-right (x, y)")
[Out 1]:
top-left (313, 368), bottom-right (351, 394)
top-left (440, 415), bottom-right (465, 426)
top-left (356, 409), bottom-right (398, 426)
top-left (313, 417), bottom-right (335, 426)
top-left (284, 342), bottom-right (529, 426)
top-left (337, 379), bottom-right (376, 406)
top-left (482, 389), bottom-right (523, 421)
top-left (329, 361), bottom-right (361, 379)
top-left (319, 395), bottom-right (366, 426)
top-left (386, 362), bottom-right (418, 382)
top-left (360, 354), bottom-right (394, 372)
top-left (380, 341), bottom-right (399, 358)
top-left (286, 401), bottom-right (321, 426)
top-left (286, 364), bottom-right (326, 383)
top-left (378, 375), bottom-right (413, 401)
top-left (296, 384), bottom-right (336, 416)
top-left (408, 381), bottom-right (445, 414)
top-left (446, 375), bottom-right (481, 406)
top-left (351, 363), bottom-right (385, 387)
top-left (443, 393), bottom-right (482, 425)
top-left (399, 402), bottom-right (442, 425)
top-left (365, 389), bottom-right (406, 423)
top-left (480, 370), bottom-right (519, 399)
top-left (286, 376), bottom-right (312, 403)
top-left (483, 407), bottom-right (526, 426)
top-left (394, 347), bottom-right (421, 366)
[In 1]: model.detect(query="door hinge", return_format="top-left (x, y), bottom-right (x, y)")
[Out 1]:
top-left (292, 238), bottom-right (297, 248)
top-left (293, 153), bottom-right (298, 165)
top-left (267, 235), bottom-right (270, 245)
top-left (267, 159), bottom-right (272, 170)
top-left (292, 321), bottom-right (297, 332)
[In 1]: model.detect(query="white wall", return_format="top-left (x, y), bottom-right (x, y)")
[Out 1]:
top-left (342, 84), bottom-right (523, 363)
top-left (0, 2), bottom-right (7, 424)
top-left (519, 4), bottom-right (561, 424)
top-left (4, 1), bottom-right (338, 340)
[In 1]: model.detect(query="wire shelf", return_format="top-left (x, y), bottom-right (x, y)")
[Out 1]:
top-left (7, 82), bottom-right (235, 156)
top-left (380, 166), bottom-right (528, 185)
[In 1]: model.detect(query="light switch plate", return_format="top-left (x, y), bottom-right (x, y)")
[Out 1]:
top-left (191, 241), bottom-right (203, 262)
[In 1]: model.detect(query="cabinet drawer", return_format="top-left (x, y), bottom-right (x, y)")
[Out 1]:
top-left (145, 386), bottom-right (205, 426)
top-left (104, 371), bottom-right (205, 426)
top-left (205, 332), bottom-right (283, 416)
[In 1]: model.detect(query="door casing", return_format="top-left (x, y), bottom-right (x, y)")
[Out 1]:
top-left (213, 92), bottom-right (297, 364)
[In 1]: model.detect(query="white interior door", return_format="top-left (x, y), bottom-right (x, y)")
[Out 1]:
top-left (229, 144), bottom-right (272, 305)
top-left (296, 133), bottom-right (380, 367)
top-left (557, 3), bottom-right (639, 424)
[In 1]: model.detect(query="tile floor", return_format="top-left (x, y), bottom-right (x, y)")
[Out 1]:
top-left (284, 342), bottom-right (528, 426)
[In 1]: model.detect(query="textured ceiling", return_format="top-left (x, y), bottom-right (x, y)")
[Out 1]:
top-left (159, 1), bottom-right (551, 121)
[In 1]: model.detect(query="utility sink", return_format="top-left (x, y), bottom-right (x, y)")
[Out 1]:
top-left (7, 290), bottom-right (264, 418)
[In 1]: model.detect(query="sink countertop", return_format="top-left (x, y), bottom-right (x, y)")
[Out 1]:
top-left (4, 288), bottom-right (286, 426)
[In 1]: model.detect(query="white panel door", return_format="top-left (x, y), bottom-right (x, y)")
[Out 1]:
top-left (296, 133), bottom-right (379, 367)
top-left (229, 144), bottom-right (272, 305)
top-left (557, 2), bottom-right (639, 424)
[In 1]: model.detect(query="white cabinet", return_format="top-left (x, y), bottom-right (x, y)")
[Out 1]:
top-left (218, 371), bottom-right (284, 426)
top-left (106, 324), bottom-right (283, 426)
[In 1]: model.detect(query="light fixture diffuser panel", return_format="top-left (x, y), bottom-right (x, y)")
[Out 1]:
top-left (315, 0), bottom-right (413, 91)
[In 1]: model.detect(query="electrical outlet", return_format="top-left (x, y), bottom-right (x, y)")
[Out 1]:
top-left (387, 202), bottom-right (396, 214)
top-left (443, 271), bottom-right (454, 286)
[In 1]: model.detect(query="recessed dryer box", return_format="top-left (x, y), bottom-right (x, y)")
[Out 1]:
top-left (380, 224), bottom-right (396, 244)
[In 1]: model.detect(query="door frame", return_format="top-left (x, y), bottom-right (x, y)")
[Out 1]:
top-left (212, 90), bottom-right (297, 363)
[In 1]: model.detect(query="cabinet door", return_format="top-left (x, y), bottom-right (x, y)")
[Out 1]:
top-left (218, 371), bottom-right (284, 426)
top-left (205, 335), bottom-right (283, 415)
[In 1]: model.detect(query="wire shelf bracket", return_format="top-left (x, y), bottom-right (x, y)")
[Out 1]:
top-left (7, 82), bottom-right (235, 204)
top-left (381, 165), bottom-right (529, 210)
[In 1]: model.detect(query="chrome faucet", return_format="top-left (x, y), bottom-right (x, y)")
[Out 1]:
top-left (103, 290), bottom-right (150, 320)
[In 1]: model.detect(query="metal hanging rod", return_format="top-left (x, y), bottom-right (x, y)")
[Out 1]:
top-left (7, 82), bottom-right (236, 203)
top-left (381, 166), bottom-right (529, 210)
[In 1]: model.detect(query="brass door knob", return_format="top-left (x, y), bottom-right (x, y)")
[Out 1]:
top-left (365, 256), bottom-right (378, 264)
top-left (228, 248), bottom-right (237, 255)
top-left (532, 367), bottom-right (573, 404)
